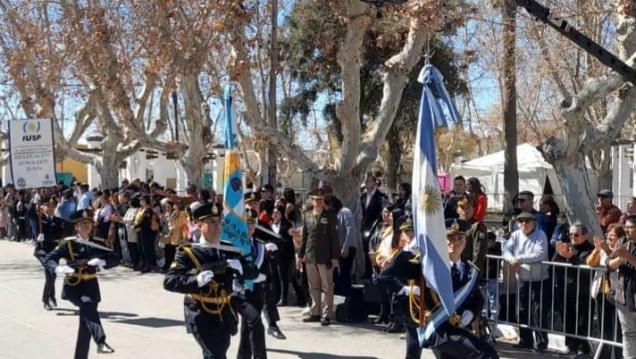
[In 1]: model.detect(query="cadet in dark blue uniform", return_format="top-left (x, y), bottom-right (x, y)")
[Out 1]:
top-left (381, 217), bottom-right (499, 359)
top-left (44, 209), bottom-right (119, 359)
top-left (33, 197), bottom-right (66, 310)
top-left (244, 191), bottom-right (286, 340)
top-left (164, 202), bottom-right (259, 359)
top-left (237, 208), bottom-right (269, 359)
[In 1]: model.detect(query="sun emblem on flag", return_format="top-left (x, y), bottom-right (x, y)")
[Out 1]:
top-left (418, 185), bottom-right (442, 216)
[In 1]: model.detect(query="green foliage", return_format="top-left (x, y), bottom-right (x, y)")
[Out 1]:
top-left (280, 0), bottom-right (470, 139)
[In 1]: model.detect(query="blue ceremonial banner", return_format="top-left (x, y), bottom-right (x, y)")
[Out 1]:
top-left (220, 88), bottom-right (250, 259)
top-left (411, 65), bottom-right (462, 344)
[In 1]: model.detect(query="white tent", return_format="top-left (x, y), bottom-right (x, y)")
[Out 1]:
top-left (450, 144), bottom-right (565, 212)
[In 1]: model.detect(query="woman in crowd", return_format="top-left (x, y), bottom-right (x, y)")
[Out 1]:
top-left (160, 198), bottom-right (187, 272)
top-left (123, 196), bottom-right (141, 270)
top-left (271, 205), bottom-right (297, 306)
top-left (588, 223), bottom-right (624, 359)
top-left (368, 206), bottom-right (396, 326)
top-left (93, 190), bottom-right (113, 239)
top-left (540, 196), bottom-right (560, 258)
top-left (135, 195), bottom-right (159, 273)
top-left (282, 188), bottom-right (300, 227)
top-left (467, 177), bottom-right (487, 223)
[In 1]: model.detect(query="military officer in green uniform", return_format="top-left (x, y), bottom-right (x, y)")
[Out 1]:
top-left (297, 187), bottom-right (340, 326)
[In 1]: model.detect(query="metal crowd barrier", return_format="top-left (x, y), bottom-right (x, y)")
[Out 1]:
top-left (484, 254), bottom-right (623, 359)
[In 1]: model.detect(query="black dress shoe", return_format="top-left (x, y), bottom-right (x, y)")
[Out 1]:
top-left (267, 326), bottom-right (287, 339)
top-left (303, 315), bottom-right (321, 323)
top-left (97, 342), bottom-right (115, 354)
top-left (320, 317), bottom-right (331, 326)
top-left (43, 302), bottom-right (52, 311)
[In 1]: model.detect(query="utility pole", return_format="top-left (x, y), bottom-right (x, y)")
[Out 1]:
top-left (172, 91), bottom-right (179, 142)
top-left (265, 0), bottom-right (278, 187)
top-left (502, 0), bottom-right (519, 218)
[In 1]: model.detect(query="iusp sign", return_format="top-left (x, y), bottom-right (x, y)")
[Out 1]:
top-left (21, 120), bottom-right (43, 142)
top-left (8, 119), bottom-right (57, 189)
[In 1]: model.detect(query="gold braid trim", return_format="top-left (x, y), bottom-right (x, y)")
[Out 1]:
top-left (182, 246), bottom-right (232, 316)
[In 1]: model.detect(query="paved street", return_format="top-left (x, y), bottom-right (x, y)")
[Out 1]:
top-left (0, 240), bottom-right (554, 359)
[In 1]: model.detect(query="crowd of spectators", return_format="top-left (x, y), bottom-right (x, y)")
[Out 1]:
top-left (2, 174), bottom-right (636, 359)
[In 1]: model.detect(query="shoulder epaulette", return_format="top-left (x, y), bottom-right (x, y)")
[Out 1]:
top-left (92, 236), bottom-right (106, 243)
top-left (254, 237), bottom-right (265, 244)
top-left (63, 236), bottom-right (76, 241)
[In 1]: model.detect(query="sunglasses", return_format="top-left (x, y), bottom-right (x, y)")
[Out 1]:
top-left (517, 198), bottom-right (529, 203)
top-left (518, 219), bottom-right (534, 223)
top-left (568, 233), bottom-right (580, 237)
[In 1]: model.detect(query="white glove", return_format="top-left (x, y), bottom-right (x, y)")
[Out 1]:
top-left (36, 233), bottom-right (45, 242)
top-left (253, 273), bottom-right (267, 283)
top-left (265, 243), bottom-right (278, 252)
top-left (226, 259), bottom-right (243, 275)
top-left (460, 310), bottom-right (474, 327)
top-left (399, 285), bottom-right (421, 297)
top-left (196, 270), bottom-right (215, 287)
top-left (55, 265), bottom-right (75, 274)
top-left (87, 258), bottom-right (106, 267)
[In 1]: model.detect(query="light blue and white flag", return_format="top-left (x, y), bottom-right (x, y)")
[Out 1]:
top-left (411, 65), bottom-right (461, 344)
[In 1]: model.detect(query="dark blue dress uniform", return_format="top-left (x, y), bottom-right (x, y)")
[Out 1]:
top-left (244, 191), bottom-right (285, 339)
top-left (33, 198), bottom-right (67, 309)
top-left (380, 218), bottom-right (499, 359)
top-left (44, 209), bottom-right (119, 359)
top-left (237, 208), bottom-right (269, 359)
top-left (163, 203), bottom-right (259, 359)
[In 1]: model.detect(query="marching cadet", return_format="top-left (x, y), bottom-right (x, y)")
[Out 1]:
top-left (380, 217), bottom-right (499, 359)
top-left (164, 202), bottom-right (259, 359)
top-left (44, 209), bottom-right (119, 359)
top-left (237, 208), bottom-right (270, 359)
top-left (34, 197), bottom-right (66, 310)
top-left (244, 191), bottom-right (286, 340)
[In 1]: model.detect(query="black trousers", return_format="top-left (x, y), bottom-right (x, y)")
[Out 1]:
top-left (238, 287), bottom-right (267, 359)
top-left (193, 325), bottom-right (232, 359)
top-left (279, 247), bottom-right (295, 303)
top-left (138, 232), bottom-right (156, 270)
top-left (43, 269), bottom-right (56, 303)
top-left (35, 250), bottom-right (56, 303)
top-left (74, 302), bottom-right (106, 359)
top-left (564, 285), bottom-right (592, 354)
top-left (518, 280), bottom-right (549, 348)
top-left (163, 244), bottom-right (177, 270)
top-left (406, 322), bottom-right (499, 359)
top-left (263, 278), bottom-right (280, 327)
top-left (128, 242), bottom-right (140, 269)
top-left (596, 294), bottom-right (623, 359)
top-left (334, 248), bottom-right (356, 297)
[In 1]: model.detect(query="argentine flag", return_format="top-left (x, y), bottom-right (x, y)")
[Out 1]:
top-left (412, 65), bottom-right (461, 328)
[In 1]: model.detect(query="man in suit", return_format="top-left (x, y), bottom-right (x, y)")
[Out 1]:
top-left (298, 188), bottom-right (340, 326)
top-left (360, 175), bottom-right (388, 278)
